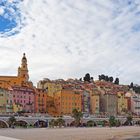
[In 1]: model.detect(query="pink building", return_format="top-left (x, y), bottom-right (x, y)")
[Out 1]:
top-left (11, 86), bottom-right (35, 113)
top-left (131, 93), bottom-right (140, 115)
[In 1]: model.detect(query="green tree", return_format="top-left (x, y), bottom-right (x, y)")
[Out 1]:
top-left (99, 74), bottom-right (105, 81)
top-left (99, 75), bottom-right (102, 81)
top-left (109, 77), bottom-right (113, 82)
top-left (8, 116), bottom-right (16, 128)
top-left (115, 119), bottom-right (121, 127)
top-left (72, 108), bottom-right (83, 127)
top-left (105, 76), bottom-right (109, 81)
top-left (57, 118), bottom-right (65, 128)
top-left (109, 116), bottom-right (116, 127)
top-left (114, 78), bottom-right (119, 85)
top-left (49, 119), bottom-right (55, 128)
top-left (126, 115), bottom-right (133, 126)
top-left (84, 73), bottom-right (91, 82)
top-left (86, 120), bottom-right (95, 127)
top-left (130, 82), bottom-right (134, 89)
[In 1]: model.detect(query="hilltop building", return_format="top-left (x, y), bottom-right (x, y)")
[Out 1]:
top-left (0, 53), bottom-right (33, 89)
top-left (0, 88), bottom-right (13, 113)
top-left (10, 86), bottom-right (35, 113)
top-left (54, 89), bottom-right (82, 116)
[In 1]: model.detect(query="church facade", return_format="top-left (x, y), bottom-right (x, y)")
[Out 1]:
top-left (0, 53), bottom-right (33, 89)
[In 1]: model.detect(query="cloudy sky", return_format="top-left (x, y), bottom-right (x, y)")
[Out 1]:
top-left (0, 0), bottom-right (140, 85)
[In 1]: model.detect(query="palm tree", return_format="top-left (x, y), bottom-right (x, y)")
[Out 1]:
top-left (72, 108), bottom-right (83, 127)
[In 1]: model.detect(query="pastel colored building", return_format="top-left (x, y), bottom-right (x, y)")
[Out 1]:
top-left (0, 88), bottom-right (13, 113)
top-left (35, 89), bottom-right (47, 113)
top-left (100, 93), bottom-right (117, 116)
top-left (6, 89), bottom-right (14, 113)
top-left (13, 103), bottom-right (23, 113)
top-left (117, 92), bottom-right (128, 115)
top-left (0, 89), bottom-right (8, 113)
top-left (46, 95), bottom-right (58, 116)
top-left (82, 90), bottom-right (90, 114)
top-left (125, 94), bottom-right (131, 113)
top-left (54, 89), bottom-right (82, 116)
top-left (37, 80), bottom-right (62, 97)
top-left (11, 86), bottom-right (35, 113)
top-left (131, 93), bottom-right (140, 115)
top-left (90, 92), bottom-right (100, 114)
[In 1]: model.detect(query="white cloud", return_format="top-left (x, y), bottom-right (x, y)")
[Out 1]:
top-left (0, 0), bottom-right (140, 85)
top-left (0, 7), bottom-right (4, 15)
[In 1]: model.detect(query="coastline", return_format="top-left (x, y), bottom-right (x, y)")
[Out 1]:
top-left (112, 133), bottom-right (140, 140)
top-left (0, 126), bottom-right (140, 140)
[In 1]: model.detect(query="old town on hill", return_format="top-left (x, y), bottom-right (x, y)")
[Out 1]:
top-left (0, 53), bottom-right (139, 118)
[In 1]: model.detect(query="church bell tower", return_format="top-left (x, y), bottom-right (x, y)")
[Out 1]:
top-left (18, 53), bottom-right (29, 82)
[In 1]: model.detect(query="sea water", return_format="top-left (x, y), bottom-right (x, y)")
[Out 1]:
top-left (125, 136), bottom-right (140, 140)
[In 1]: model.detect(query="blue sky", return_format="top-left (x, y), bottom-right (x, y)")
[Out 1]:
top-left (0, 0), bottom-right (140, 85)
top-left (0, 0), bottom-right (24, 37)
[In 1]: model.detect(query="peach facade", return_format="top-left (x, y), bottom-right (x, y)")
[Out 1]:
top-left (54, 89), bottom-right (82, 115)
top-left (90, 93), bottom-right (100, 114)
top-left (35, 89), bottom-right (47, 113)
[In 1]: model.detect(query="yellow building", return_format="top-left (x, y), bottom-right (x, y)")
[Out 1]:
top-left (0, 53), bottom-right (33, 89)
top-left (13, 104), bottom-right (23, 113)
top-left (37, 80), bottom-right (62, 97)
top-left (117, 92), bottom-right (128, 115)
top-left (54, 89), bottom-right (82, 116)
top-left (0, 89), bottom-right (7, 113)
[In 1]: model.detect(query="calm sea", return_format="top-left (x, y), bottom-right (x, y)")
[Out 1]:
top-left (125, 136), bottom-right (140, 140)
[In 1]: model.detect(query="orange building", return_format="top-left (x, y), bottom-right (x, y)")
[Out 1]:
top-left (0, 53), bottom-right (33, 89)
top-left (35, 89), bottom-right (48, 113)
top-left (90, 92), bottom-right (100, 114)
top-left (46, 95), bottom-right (58, 116)
top-left (54, 89), bottom-right (82, 116)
